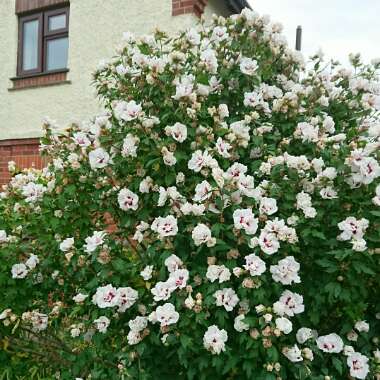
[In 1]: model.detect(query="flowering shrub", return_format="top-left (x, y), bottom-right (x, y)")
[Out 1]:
top-left (1, 8), bottom-right (380, 380)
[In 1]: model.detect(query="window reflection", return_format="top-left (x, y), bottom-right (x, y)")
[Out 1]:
top-left (22, 19), bottom-right (39, 70)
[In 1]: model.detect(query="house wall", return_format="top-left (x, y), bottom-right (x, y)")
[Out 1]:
top-left (0, 0), bottom-right (231, 185)
top-left (0, 0), bottom-right (200, 141)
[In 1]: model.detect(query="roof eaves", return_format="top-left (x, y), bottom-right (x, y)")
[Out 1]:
top-left (224, 0), bottom-right (251, 14)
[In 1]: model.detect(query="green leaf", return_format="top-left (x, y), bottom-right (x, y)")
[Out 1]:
top-left (332, 357), bottom-right (343, 375)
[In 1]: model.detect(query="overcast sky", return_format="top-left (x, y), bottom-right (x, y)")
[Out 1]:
top-left (247, 0), bottom-right (380, 65)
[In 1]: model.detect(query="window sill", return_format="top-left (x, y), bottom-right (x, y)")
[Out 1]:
top-left (9, 70), bottom-right (70, 91)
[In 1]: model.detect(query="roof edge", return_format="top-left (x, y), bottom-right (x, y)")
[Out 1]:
top-left (225, 0), bottom-right (251, 14)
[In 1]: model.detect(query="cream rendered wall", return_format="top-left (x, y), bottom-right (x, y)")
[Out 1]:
top-left (0, 0), bottom-right (204, 140)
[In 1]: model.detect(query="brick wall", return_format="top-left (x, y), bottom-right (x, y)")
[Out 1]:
top-left (172, 0), bottom-right (208, 17)
top-left (11, 71), bottom-right (69, 90)
top-left (0, 138), bottom-right (44, 185)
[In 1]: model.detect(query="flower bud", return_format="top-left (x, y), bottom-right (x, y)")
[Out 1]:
top-left (97, 250), bottom-right (111, 264)
top-left (233, 267), bottom-right (243, 277)
top-left (242, 278), bottom-right (254, 288)
top-left (250, 328), bottom-right (260, 339)
top-left (255, 304), bottom-right (266, 314)
top-left (262, 326), bottom-right (272, 336)
top-left (207, 256), bottom-right (216, 265)
top-left (185, 294), bottom-right (195, 309)
top-left (193, 304), bottom-right (202, 313)
top-left (263, 314), bottom-right (273, 323)
top-left (262, 338), bottom-right (272, 348)
top-left (302, 348), bottom-right (314, 361)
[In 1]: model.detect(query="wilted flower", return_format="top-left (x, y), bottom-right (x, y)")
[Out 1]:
top-left (59, 237), bottom-right (74, 252)
top-left (94, 316), bottom-right (110, 333)
top-left (140, 265), bottom-right (154, 281)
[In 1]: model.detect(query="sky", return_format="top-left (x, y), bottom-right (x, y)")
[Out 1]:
top-left (247, 0), bottom-right (380, 66)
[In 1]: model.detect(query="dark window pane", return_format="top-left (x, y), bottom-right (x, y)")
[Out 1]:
top-left (22, 19), bottom-right (39, 71)
top-left (46, 37), bottom-right (68, 70)
top-left (48, 14), bottom-right (66, 31)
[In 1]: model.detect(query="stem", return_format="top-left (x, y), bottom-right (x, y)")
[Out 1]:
top-left (4, 336), bottom-right (71, 367)
top-left (19, 327), bottom-right (69, 352)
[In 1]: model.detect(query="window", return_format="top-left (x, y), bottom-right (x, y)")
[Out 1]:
top-left (17, 7), bottom-right (69, 77)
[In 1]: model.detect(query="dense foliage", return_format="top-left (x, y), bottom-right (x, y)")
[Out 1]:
top-left (1, 8), bottom-right (380, 380)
